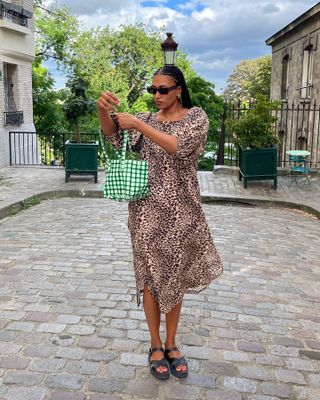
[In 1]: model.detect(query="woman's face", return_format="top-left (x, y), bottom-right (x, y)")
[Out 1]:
top-left (151, 74), bottom-right (182, 110)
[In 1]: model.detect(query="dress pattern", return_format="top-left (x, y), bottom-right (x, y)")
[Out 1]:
top-left (106, 107), bottom-right (223, 313)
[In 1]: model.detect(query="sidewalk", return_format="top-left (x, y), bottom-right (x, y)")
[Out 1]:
top-left (0, 166), bottom-right (319, 219)
top-left (0, 166), bottom-right (320, 400)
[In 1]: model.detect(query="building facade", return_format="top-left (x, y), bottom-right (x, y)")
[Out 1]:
top-left (266, 3), bottom-right (320, 167)
top-left (0, 0), bottom-right (36, 167)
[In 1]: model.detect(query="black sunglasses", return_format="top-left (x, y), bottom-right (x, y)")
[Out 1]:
top-left (147, 85), bottom-right (178, 95)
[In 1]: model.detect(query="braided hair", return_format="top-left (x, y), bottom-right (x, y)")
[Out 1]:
top-left (153, 66), bottom-right (193, 109)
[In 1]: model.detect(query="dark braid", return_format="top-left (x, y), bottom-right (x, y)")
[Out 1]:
top-left (154, 66), bottom-right (193, 109)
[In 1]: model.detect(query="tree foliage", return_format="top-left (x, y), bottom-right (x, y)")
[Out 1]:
top-left (222, 55), bottom-right (272, 102)
top-left (226, 94), bottom-right (280, 149)
top-left (34, 2), bottom-right (80, 70)
top-left (72, 24), bottom-right (196, 109)
top-left (188, 76), bottom-right (223, 134)
top-left (187, 76), bottom-right (224, 170)
top-left (32, 3), bottom-right (222, 170)
top-left (63, 74), bottom-right (96, 141)
top-left (32, 61), bottom-right (68, 133)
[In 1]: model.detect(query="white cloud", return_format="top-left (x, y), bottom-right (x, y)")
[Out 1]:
top-left (192, 7), bottom-right (217, 21)
top-left (262, 3), bottom-right (281, 13)
top-left (47, 0), bottom-right (318, 92)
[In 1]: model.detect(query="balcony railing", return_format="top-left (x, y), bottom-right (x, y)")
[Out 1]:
top-left (4, 111), bottom-right (24, 126)
top-left (0, 1), bottom-right (33, 28)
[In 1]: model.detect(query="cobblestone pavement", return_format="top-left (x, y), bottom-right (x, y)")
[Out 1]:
top-left (0, 197), bottom-right (319, 400)
top-left (0, 167), bottom-right (319, 216)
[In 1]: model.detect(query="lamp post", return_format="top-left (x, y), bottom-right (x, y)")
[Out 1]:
top-left (161, 32), bottom-right (178, 65)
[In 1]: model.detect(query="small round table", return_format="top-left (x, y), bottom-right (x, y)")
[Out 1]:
top-left (286, 150), bottom-right (310, 156)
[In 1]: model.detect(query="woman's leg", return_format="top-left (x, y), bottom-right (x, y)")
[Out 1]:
top-left (143, 285), bottom-right (168, 374)
top-left (164, 300), bottom-right (187, 373)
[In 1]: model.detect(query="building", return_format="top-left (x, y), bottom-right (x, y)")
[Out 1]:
top-left (0, 0), bottom-right (36, 167)
top-left (266, 3), bottom-right (320, 167)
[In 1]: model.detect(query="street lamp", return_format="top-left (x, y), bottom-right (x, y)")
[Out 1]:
top-left (161, 32), bottom-right (178, 66)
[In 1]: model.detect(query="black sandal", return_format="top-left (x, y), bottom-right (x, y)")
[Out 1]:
top-left (164, 346), bottom-right (188, 378)
top-left (148, 346), bottom-right (170, 381)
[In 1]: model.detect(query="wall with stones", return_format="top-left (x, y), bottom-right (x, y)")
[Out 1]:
top-left (269, 17), bottom-right (320, 103)
top-left (0, 0), bottom-right (35, 167)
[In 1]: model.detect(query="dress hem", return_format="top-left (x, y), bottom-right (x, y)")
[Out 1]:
top-left (135, 273), bottom-right (222, 314)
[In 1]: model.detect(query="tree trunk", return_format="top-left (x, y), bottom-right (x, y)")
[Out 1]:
top-left (75, 122), bottom-right (81, 143)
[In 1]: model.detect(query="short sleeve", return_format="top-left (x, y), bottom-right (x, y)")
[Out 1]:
top-left (172, 107), bottom-right (209, 159)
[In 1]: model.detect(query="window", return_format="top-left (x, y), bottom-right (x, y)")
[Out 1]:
top-left (3, 63), bottom-right (17, 113)
top-left (281, 55), bottom-right (289, 100)
top-left (301, 45), bottom-right (314, 98)
top-left (3, 62), bottom-right (23, 126)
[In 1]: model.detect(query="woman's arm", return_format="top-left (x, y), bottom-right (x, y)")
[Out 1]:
top-left (115, 113), bottom-right (178, 155)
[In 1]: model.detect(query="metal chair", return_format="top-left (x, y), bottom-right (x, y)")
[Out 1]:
top-left (288, 154), bottom-right (311, 187)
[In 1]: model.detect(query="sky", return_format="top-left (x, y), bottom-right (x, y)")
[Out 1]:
top-left (46, 0), bottom-right (318, 93)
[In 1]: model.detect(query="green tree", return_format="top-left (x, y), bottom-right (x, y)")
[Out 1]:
top-left (34, 1), bottom-right (80, 70)
top-left (248, 55), bottom-right (272, 99)
top-left (70, 26), bottom-right (129, 111)
top-left (226, 94), bottom-right (280, 149)
top-left (63, 74), bottom-right (96, 142)
top-left (187, 76), bottom-right (224, 170)
top-left (32, 62), bottom-right (67, 133)
top-left (32, 1), bottom-right (81, 135)
top-left (72, 25), bottom-right (196, 110)
top-left (222, 55), bottom-right (272, 102)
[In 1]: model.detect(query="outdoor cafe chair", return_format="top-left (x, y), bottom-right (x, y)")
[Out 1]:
top-left (288, 154), bottom-right (311, 187)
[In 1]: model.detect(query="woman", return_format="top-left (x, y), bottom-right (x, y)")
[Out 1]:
top-left (97, 66), bottom-right (223, 380)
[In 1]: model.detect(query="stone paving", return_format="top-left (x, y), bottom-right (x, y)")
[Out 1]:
top-left (0, 166), bottom-right (319, 216)
top-left (0, 166), bottom-right (319, 400)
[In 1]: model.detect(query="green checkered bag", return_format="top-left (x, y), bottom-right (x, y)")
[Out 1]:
top-left (100, 130), bottom-right (150, 202)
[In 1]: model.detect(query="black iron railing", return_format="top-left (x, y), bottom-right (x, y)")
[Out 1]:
top-left (219, 101), bottom-right (320, 168)
top-left (9, 131), bottom-right (112, 166)
top-left (9, 102), bottom-right (320, 169)
top-left (0, 6), bottom-right (28, 27)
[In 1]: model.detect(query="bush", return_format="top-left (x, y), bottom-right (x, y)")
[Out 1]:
top-left (226, 94), bottom-right (280, 149)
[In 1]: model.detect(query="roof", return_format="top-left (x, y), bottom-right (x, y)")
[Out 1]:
top-left (266, 2), bottom-right (320, 46)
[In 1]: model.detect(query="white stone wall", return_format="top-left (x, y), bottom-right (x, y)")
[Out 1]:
top-left (0, 61), bottom-right (4, 128)
top-left (0, 0), bottom-right (36, 167)
top-left (268, 10), bottom-right (320, 167)
top-left (18, 63), bottom-right (34, 123)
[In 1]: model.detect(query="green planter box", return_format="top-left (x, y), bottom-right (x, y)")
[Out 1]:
top-left (239, 147), bottom-right (277, 189)
top-left (65, 140), bottom-right (99, 183)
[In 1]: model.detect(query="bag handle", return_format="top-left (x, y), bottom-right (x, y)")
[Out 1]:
top-left (100, 111), bottom-right (152, 165)
top-left (99, 130), bottom-right (128, 170)
top-left (120, 131), bottom-right (129, 164)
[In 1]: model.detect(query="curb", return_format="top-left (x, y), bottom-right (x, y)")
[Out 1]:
top-left (0, 190), bottom-right (103, 221)
top-left (0, 190), bottom-right (319, 221)
top-left (202, 195), bottom-right (320, 219)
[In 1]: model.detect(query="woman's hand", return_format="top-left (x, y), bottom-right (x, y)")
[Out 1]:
top-left (115, 113), bottom-right (140, 130)
top-left (96, 91), bottom-right (120, 114)
top-left (97, 91), bottom-right (121, 136)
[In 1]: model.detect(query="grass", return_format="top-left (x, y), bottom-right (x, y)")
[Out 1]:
top-left (9, 196), bottom-right (41, 216)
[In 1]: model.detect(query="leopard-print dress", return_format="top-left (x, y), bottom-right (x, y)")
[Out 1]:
top-left (106, 107), bottom-right (223, 313)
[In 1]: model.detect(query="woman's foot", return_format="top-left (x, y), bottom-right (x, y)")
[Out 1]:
top-left (148, 346), bottom-right (170, 380)
top-left (164, 345), bottom-right (188, 378)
